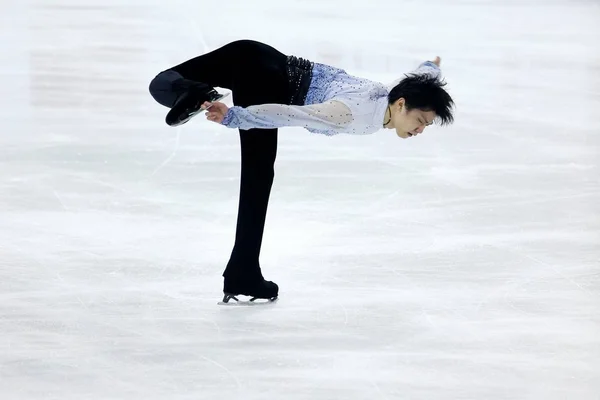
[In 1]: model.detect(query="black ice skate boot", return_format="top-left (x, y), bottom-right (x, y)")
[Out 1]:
top-left (165, 82), bottom-right (225, 127)
top-left (222, 276), bottom-right (279, 304)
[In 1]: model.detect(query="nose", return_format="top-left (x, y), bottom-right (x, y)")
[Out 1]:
top-left (414, 125), bottom-right (425, 134)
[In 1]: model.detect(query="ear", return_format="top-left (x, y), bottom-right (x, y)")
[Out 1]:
top-left (395, 98), bottom-right (405, 111)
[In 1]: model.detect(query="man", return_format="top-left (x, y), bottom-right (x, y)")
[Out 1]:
top-left (149, 40), bottom-right (455, 303)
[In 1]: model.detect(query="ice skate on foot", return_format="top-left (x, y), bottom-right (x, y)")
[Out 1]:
top-left (218, 278), bottom-right (279, 305)
top-left (165, 86), bottom-right (228, 127)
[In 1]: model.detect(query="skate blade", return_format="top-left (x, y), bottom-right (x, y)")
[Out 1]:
top-left (200, 92), bottom-right (230, 111)
top-left (218, 293), bottom-right (278, 306)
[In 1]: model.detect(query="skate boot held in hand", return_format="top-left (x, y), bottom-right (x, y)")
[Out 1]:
top-left (165, 84), bottom-right (226, 127)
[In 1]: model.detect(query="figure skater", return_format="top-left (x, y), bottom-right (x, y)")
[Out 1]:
top-left (149, 39), bottom-right (455, 303)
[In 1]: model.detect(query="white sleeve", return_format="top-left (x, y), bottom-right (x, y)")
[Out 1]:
top-left (222, 100), bottom-right (353, 131)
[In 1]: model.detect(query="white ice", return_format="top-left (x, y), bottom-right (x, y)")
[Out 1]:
top-left (1, 0), bottom-right (599, 399)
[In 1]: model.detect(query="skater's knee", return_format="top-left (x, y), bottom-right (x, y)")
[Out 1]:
top-left (148, 74), bottom-right (161, 98)
top-left (149, 70), bottom-right (183, 108)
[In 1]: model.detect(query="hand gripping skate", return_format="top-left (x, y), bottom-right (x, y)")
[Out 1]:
top-left (166, 86), bottom-right (228, 127)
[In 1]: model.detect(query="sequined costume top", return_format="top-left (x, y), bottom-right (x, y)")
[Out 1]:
top-left (221, 61), bottom-right (441, 136)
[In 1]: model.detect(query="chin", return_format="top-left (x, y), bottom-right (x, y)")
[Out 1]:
top-left (395, 130), bottom-right (410, 139)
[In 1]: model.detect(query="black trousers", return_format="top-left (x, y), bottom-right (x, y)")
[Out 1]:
top-left (149, 40), bottom-right (290, 281)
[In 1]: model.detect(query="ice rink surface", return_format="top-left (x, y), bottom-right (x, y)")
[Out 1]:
top-left (1, 0), bottom-right (599, 398)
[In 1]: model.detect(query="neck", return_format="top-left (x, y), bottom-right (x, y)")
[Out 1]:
top-left (383, 105), bottom-right (393, 128)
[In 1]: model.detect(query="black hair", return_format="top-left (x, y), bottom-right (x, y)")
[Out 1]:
top-left (388, 73), bottom-right (455, 126)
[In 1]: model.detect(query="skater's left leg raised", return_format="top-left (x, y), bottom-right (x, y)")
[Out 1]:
top-left (149, 39), bottom-right (288, 126)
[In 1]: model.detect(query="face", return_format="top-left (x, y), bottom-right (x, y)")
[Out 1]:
top-left (388, 98), bottom-right (437, 139)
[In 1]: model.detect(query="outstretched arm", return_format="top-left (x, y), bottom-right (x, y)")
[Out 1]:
top-left (204, 100), bottom-right (354, 131)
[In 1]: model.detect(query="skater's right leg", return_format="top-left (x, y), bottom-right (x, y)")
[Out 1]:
top-left (223, 127), bottom-right (279, 300)
top-left (220, 45), bottom-right (290, 301)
